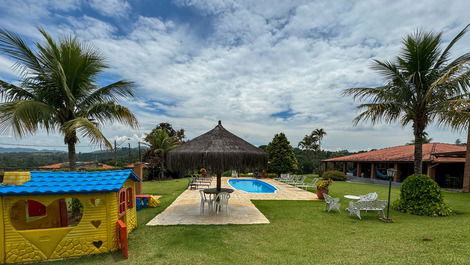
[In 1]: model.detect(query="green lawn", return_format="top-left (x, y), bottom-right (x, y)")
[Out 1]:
top-left (48, 178), bottom-right (470, 265)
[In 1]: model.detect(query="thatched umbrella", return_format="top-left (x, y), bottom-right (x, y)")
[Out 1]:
top-left (167, 121), bottom-right (267, 190)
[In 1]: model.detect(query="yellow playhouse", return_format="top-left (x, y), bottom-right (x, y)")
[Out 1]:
top-left (0, 169), bottom-right (140, 264)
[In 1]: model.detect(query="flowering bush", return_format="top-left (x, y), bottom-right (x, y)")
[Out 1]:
top-left (316, 179), bottom-right (333, 190)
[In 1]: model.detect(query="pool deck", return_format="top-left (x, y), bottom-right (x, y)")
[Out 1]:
top-left (146, 177), bottom-right (318, 226)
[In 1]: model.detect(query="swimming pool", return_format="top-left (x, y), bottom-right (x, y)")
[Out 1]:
top-left (228, 179), bottom-right (278, 194)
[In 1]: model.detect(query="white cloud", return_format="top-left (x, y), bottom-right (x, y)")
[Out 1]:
top-left (88, 0), bottom-right (131, 17)
top-left (0, 0), bottom-right (469, 152)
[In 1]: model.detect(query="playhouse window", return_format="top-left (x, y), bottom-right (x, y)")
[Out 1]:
top-left (10, 198), bottom-right (83, 230)
top-left (126, 188), bottom-right (133, 208)
top-left (119, 188), bottom-right (127, 218)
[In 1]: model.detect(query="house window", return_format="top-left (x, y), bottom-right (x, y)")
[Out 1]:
top-left (118, 188), bottom-right (127, 218)
top-left (126, 188), bottom-right (133, 208)
top-left (10, 198), bottom-right (83, 230)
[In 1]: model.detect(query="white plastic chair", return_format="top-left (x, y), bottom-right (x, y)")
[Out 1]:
top-left (199, 190), bottom-right (213, 214)
top-left (214, 192), bottom-right (231, 214)
top-left (323, 193), bottom-right (341, 212)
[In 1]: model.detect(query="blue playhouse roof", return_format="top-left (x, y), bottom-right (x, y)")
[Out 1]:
top-left (0, 169), bottom-right (140, 196)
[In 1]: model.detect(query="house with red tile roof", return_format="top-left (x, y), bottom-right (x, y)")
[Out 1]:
top-left (322, 143), bottom-right (466, 190)
top-left (39, 161), bottom-right (115, 169)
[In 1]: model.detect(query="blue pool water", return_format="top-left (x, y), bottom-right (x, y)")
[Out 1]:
top-left (228, 179), bottom-right (278, 193)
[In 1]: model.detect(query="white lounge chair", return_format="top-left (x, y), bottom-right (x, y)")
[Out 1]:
top-left (279, 174), bottom-right (294, 182)
top-left (189, 177), bottom-right (210, 190)
top-left (291, 176), bottom-right (307, 186)
top-left (324, 194), bottom-right (341, 212)
top-left (274, 173), bottom-right (288, 181)
top-left (296, 178), bottom-right (319, 190)
top-left (214, 192), bottom-right (230, 214)
top-left (284, 175), bottom-right (300, 184)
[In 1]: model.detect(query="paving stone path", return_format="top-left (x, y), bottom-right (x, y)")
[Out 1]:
top-left (147, 177), bottom-right (318, 225)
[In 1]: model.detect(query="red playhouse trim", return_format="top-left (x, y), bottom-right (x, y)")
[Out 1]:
top-left (117, 220), bottom-right (128, 259)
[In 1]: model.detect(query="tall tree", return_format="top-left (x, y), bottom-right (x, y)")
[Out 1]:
top-left (267, 133), bottom-right (298, 174)
top-left (144, 129), bottom-right (180, 179)
top-left (344, 25), bottom-right (470, 174)
top-left (149, 122), bottom-right (186, 143)
top-left (298, 131), bottom-right (319, 169)
top-left (0, 29), bottom-right (138, 168)
top-left (298, 133), bottom-right (319, 153)
top-left (312, 128), bottom-right (327, 151)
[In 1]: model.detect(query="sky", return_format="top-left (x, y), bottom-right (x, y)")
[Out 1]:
top-left (0, 0), bottom-right (469, 152)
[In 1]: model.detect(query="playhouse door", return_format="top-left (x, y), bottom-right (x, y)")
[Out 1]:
top-left (118, 188), bottom-right (127, 220)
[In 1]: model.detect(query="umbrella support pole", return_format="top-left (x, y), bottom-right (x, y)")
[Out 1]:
top-left (217, 172), bottom-right (222, 191)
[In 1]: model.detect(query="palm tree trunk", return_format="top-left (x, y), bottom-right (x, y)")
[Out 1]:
top-left (67, 141), bottom-right (77, 169)
top-left (463, 124), bottom-right (470, 192)
top-left (413, 123), bottom-right (424, 175)
top-left (160, 159), bottom-right (165, 179)
top-left (66, 130), bottom-right (78, 169)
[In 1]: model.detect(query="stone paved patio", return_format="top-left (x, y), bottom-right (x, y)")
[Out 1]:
top-left (147, 177), bottom-right (318, 225)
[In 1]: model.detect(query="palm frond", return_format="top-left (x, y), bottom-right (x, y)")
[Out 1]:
top-left (434, 23), bottom-right (470, 69)
top-left (0, 80), bottom-right (34, 100)
top-left (61, 117), bottom-right (112, 149)
top-left (79, 80), bottom-right (135, 106)
top-left (83, 102), bottom-right (138, 128)
top-left (0, 100), bottom-right (55, 136)
top-left (353, 103), bottom-right (403, 125)
top-left (0, 28), bottom-right (43, 77)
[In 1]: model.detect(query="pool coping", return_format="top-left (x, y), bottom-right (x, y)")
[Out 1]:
top-left (227, 178), bottom-right (279, 194)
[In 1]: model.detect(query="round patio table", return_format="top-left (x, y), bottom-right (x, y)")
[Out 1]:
top-left (344, 195), bottom-right (360, 200)
top-left (203, 188), bottom-right (234, 194)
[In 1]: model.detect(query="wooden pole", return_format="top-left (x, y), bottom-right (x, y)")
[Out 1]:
top-left (393, 163), bottom-right (400, 182)
top-left (217, 172), bottom-right (222, 191)
top-left (357, 163), bottom-right (362, 177)
top-left (133, 163), bottom-right (144, 194)
top-left (371, 163), bottom-right (377, 179)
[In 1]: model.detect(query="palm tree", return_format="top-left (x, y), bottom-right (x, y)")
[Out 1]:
top-left (0, 28), bottom-right (138, 168)
top-left (144, 129), bottom-right (180, 179)
top-left (298, 132), bottom-right (319, 164)
top-left (312, 128), bottom-right (327, 151)
top-left (344, 25), bottom-right (470, 174)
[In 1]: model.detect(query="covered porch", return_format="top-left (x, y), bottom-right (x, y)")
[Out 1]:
top-left (323, 160), bottom-right (465, 190)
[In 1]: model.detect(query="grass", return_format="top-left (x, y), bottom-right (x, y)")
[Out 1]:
top-left (47, 177), bottom-right (470, 265)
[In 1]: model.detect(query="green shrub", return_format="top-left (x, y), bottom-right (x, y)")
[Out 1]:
top-left (322, 170), bottom-right (346, 181)
top-left (392, 174), bottom-right (452, 216)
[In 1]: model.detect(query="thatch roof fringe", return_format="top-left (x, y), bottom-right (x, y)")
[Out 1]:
top-left (167, 121), bottom-right (267, 172)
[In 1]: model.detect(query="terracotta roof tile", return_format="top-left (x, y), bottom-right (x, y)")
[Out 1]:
top-left (39, 161), bottom-right (115, 169)
top-left (323, 143), bottom-right (466, 163)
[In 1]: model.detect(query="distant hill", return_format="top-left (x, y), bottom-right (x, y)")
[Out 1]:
top-left (0, 147), bottom-right (145, 168)
top-left (0, 147), bottom-right (66, 153)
